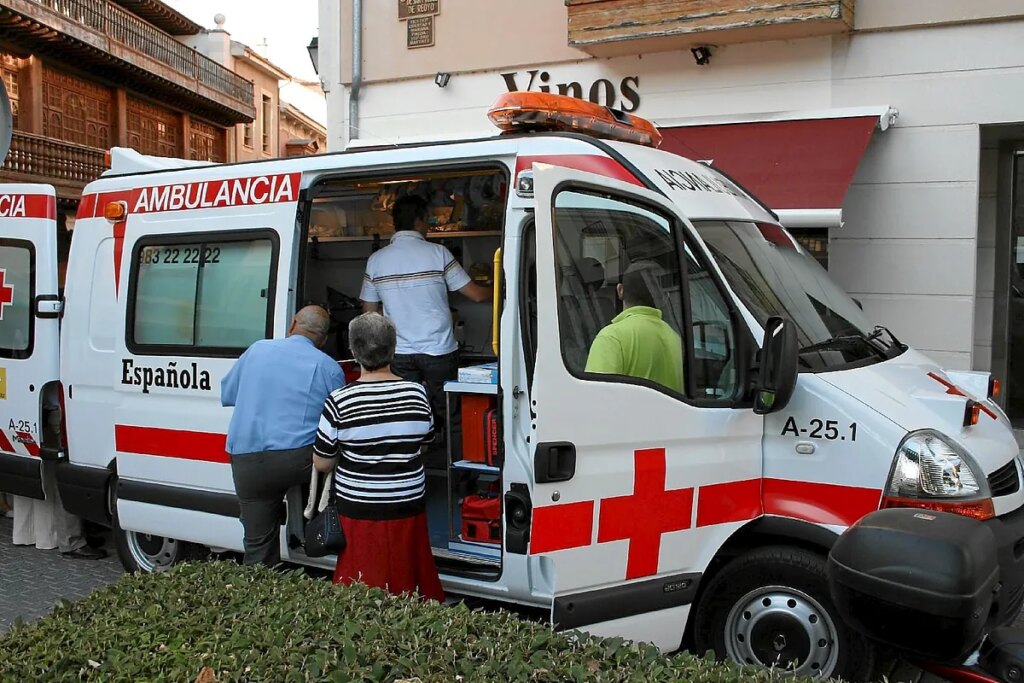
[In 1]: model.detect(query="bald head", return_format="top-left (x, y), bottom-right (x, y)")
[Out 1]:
top-left (289, 305), bottom-right (331, 347)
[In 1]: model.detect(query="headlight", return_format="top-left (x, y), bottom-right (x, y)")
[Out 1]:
top-left (888, 431), bottom-right (984, 498)
top-left (883, 430), bottom-right (994, 521)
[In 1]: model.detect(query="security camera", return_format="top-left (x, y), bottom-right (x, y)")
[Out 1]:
top-left (691, 46), bottom-right (712, 66)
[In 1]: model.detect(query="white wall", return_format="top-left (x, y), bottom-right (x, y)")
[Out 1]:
top-left (325, 19), bottom-right (1024, 370)
top-left (974, 144), bottom-right (1000, 371)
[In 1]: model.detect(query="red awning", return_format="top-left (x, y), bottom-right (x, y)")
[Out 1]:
top-left (659, 114), bottom-right (886, 211)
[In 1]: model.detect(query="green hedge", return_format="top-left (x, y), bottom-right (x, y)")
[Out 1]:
top-left (0, 562), bottom-right (816, 682)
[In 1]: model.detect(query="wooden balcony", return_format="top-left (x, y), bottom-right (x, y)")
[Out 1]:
top-left (0, 130), bottom-right (105, 197)
top-left (0, 0), bottom-right (255, 124)
top-left (566, 0), bottom-right (855, 57)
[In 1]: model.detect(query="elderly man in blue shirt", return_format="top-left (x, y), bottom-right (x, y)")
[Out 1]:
top-left (221, 305), bottom-right (345, 566)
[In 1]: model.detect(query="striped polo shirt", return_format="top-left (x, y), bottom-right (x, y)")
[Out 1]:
top-left (359, 231), bottom-right (471, 356)
top-left (313, 380), bottom-right (434, 520)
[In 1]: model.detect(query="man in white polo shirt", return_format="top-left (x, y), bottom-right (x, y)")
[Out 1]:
top-left (360, 195), bottom-right (491, 452)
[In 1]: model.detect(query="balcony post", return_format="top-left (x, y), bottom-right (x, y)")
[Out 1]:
top-left (179, 112), bottom-right (191, 159)
top-left (112, 87), bottom-right (128, 148)
top-left (18, 56), bottom-right (42, 135)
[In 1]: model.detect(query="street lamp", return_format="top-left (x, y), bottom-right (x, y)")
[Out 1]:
top-left (307, 36), bottom-right (319, 75)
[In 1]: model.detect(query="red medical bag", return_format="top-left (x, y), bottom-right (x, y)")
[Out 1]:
top-left (461, 395), bottom-right (500, 466)
top-left (461, 493), bottom-right (501, 545)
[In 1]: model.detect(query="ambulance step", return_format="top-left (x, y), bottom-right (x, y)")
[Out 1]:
top-left (435, 542), bottom-right (501, 567)
top-left (452, 460), bottom-right (500, 474)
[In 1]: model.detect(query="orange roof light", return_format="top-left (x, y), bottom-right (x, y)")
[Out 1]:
top-left (487, 92), bottom-right (663, 148)
top-left (103, 201), bottom-right (127, 222)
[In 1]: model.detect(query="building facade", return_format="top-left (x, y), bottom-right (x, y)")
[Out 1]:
top-left (228, 40), bottom-right (288, 163)
top-left (319, 0), bottom-right (1024, 423)
top-left (0, 0), bottom-right (254, 219)
top-left (279, 100), bottom-right (326, 157)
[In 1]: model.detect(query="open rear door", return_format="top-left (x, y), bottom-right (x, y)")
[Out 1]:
top-left (525, 165), bottom-right (762, 650)
top-left (0, 184), bottom-right (60, 499)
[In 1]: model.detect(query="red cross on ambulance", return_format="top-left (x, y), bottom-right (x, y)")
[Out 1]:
top-left (530, 448), bottom-right (698, 581)
top-left (0, 268), bottom-right (14, 320)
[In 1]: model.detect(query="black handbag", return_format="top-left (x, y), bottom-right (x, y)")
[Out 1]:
top-left (304, 470), bottom-right (346, 557)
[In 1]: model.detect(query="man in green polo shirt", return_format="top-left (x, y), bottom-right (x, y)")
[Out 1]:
top-left (585, 263), bottom-right (684, 393)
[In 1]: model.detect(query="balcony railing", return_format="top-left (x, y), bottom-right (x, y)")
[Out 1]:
top-left (30, 0), bottom-right (253, 103)
top-left (2, 131), bottom-right (105, 187)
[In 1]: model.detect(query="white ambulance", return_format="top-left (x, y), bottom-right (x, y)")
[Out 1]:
top-left (0, 93), bottom-right (1021, 680)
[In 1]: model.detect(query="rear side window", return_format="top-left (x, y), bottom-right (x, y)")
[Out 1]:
top-left (0, 239), bottom-right (34, 359)
top-left (128, 232), bottom-right (277, 356)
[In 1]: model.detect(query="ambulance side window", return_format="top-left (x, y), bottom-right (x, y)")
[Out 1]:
top-left (0, 240), bottom-right (34, 359)
top-left (128, 232), bottom-right (277, 356)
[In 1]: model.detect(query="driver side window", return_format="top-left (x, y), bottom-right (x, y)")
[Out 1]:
top-left (685, 244), bottom-right (738, 399)
top-left (549, 189), bottom-right (738, 402)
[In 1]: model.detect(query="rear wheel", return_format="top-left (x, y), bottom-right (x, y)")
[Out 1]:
top-left (692, 545), bottom-right (881, 681)
top-left (109, 476), bottom-right (205, 573)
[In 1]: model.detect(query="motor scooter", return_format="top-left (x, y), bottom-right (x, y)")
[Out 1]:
top-left (828, 509), bottom-right (1024, 682)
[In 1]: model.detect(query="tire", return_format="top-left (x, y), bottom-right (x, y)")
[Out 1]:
top-left (109, 476), bottom-right (206, 573)
top-left (692, 545), bottom-right (881, 681)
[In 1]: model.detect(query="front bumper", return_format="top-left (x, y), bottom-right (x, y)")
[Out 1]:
top-left (985, 502), bottom-right (1024, 627)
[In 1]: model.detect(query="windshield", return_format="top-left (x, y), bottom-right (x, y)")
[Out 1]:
top-left (692, 220), bottom-right (905, 372)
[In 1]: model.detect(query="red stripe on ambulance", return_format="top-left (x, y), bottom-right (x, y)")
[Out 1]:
top-left (529, 457), bottom-right (884, 576)
top-left (76, 192), bottom-right (97, 220)
top-left (0, 193), bottom-right (55, 220)
top-left (115, 425), bottom-right (229, 464)
top-left (130, 172), bottom-right (300, 214)
top-left (530, 500), bottom-right (594, 554)
top-left (763, 478), bottom-right (881, 527)
top-left (0, 429), bottom-right (15, 454)
top-left (80, 172), bottom-right (302, 218)
top-left (515, 155), bottom-right (643, 187)
top-left (14, 431), bottom-right (40, 457)
top-left (695, 478), bottom-right (763, 527)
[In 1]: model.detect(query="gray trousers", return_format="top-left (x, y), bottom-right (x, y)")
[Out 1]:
top-left (229, 445), bottom-right (313, 567)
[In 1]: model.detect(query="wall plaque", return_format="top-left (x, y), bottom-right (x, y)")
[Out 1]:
top-left (407, 15), bottom-right (435, 48)
top-left (399, 0), bottom-right (439, 20)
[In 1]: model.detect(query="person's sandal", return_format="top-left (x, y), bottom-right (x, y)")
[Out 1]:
top-left (61, 546), bottom-right (108, 560)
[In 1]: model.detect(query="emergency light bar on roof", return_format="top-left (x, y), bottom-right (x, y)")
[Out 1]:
top-left (488, 92), bottom-right (663, 148)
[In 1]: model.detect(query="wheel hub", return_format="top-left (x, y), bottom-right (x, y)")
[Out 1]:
top-left (724, 586), bottom-right (839, 678)
top-left (126, 531), bottom-right (178, 572)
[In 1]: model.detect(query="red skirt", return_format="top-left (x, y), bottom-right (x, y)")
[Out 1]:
top-left (332, 511), bottom-right (445, 602)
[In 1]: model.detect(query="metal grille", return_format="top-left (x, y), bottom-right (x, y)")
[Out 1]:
top-left (989, 459), bottom-right (1021, 498)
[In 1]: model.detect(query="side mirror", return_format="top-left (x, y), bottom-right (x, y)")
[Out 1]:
top-left (753, 316), bottom-right (797, 415)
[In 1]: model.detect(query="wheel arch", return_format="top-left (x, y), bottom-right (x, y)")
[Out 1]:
top-left (681, 516), bottom-right (840, 651)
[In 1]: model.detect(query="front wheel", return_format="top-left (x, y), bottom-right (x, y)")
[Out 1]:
top-left (110, 477), bottom-right (205, 573)
top-left (692, 545), bottom-right (882, 681)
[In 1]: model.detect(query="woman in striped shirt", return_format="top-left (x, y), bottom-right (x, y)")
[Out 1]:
top-left (313, 312), bottom-right (444, 601)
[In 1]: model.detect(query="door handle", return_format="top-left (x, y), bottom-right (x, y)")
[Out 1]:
top-left (534, 441), bottom-right (576, 483)
top-left (34, 294), bottom-right (62, 319)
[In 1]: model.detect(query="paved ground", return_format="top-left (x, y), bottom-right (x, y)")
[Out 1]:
top-left (0, 515), bottom-right (123, 633)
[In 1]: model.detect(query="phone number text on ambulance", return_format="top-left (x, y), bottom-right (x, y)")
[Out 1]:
top-left (139, 246), bottom-right (222, 265)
